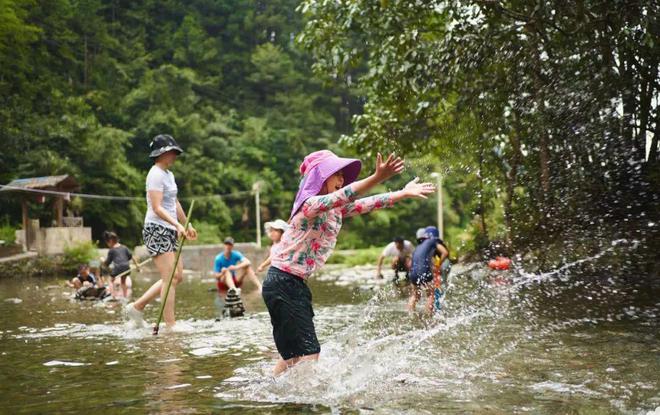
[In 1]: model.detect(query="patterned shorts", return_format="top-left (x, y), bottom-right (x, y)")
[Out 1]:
top-left (143, 223), bottom-right (178, 256)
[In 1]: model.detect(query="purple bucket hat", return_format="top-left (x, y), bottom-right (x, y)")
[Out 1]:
top-left (290, 150), bottom-right (362, 219)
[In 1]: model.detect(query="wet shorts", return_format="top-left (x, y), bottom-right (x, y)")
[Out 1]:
top-left (262, 267), bottom-right (320, 360)
top-left (409, 259), bottom-right (452, 286)
top-left (110, 263), bottom-right (130, 278)
top-left (409, 270), bottom-right (434, 286)
top-left (143, 223), bottom-right (178, 256)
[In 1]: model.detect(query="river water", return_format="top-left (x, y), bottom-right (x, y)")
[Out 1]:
top-left (0, 256), bottom-right (658, 414)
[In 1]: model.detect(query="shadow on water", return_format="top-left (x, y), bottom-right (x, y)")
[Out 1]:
top-left (0, 242), bottom-right (658, 413)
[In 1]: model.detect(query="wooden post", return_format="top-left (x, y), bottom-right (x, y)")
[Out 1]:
top-left (21, 199), bottom-right (29, 250)
top-left (55, 196), bottom-right (63, 227)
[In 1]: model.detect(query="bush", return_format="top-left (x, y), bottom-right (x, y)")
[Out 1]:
top-left (0, 223), bottom-right (17, 245)
top-left (186, 221), bottom-right (222, 245)
top-left (62, 241), bottom-right (98, 270)
top-left (326, 247), bottom-right (382, 267)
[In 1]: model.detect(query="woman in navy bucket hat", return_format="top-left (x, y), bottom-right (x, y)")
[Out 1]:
top-left (148, 134), bottom-right (183, 159)
top-left (124, 134), bottom-right (197, 331)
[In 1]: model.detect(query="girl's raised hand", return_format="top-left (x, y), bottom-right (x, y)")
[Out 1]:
top-left (374, 153), bottom-right (405, 181)
top-left (403, 177), bottom-right (436, 199)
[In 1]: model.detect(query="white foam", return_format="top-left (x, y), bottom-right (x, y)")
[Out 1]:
top-left (165, 383), bottom-right (191, 390)
top-left (190, 347), bottom-right (218, 357)
top-left (530, 380), bottom-right (600, 396)
top-left (157, 358), bottom-right (182, 363)
top-left (43, 360), bottom-right (89, 367)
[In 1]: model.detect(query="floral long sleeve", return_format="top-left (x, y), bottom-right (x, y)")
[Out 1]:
top-left (341, 193), bottom-right (395, 218)
top-left (301, 185), bottom-right (358, 218)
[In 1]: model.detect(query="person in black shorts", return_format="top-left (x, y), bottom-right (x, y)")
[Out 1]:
top-left (103, 231), bottom-right (139, 299)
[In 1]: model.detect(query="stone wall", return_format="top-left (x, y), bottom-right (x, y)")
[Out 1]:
top-left (133, 243), bottom-right (269, 275)
top-left (16, 227), bottom-right (92, 255)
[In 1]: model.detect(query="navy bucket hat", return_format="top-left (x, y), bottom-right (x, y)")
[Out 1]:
top-left (149, 134), bottom-right (183, 159)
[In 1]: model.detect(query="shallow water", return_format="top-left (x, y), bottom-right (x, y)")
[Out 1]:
top-left (0, 258), bottom-right (658, 414)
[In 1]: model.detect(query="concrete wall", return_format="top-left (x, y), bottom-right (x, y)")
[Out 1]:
top-left (34, 227), bottom-right (92, 255)
top-left (133, 243), bottom-right (269, 275)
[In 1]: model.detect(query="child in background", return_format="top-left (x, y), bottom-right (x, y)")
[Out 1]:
top-left (67, 264), bottom-right (97, 289)
top-left (257, 219), bottom-right (289, 273)
top-left (408, 226), bottom-right (450, 313)
top-left (263, 150), bottom-right (436, 375)
top-left (102, 231), bottom-right (139, 299)
top-left (415, 227), bottom-right (427, 244)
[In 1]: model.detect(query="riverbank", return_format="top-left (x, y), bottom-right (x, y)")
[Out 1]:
top-left (0, 253), bottom-right (86, 279)
top-left (0, 242), bottom-right (270, 280)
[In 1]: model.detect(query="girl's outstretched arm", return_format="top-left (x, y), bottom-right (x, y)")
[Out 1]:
top-left (342, 177), bottom-right (436, 218)
top-left (350, 153), bottom-right (405, 195)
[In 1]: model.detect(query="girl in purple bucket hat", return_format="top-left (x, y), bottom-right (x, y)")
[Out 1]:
top-left (262, 150), bottom-right (436, 375)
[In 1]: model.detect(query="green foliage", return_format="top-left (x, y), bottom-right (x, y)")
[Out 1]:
top-left (0, 224), bottom-right (17, 244)
top-left (0, 0), bottom-right (361, 247)
top-left (4, 0), bottom-right (653, 268)
top-left (326, 247), bottom-right (382, 267)
top-left (187, 221), bottom-right (222, 245)
top-left (62, 241), bottom-right (98, 269)
top-left (299, 0), bottom-right (659, 265)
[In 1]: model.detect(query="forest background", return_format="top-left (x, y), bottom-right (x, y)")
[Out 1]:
top-left (1, 0), bottom-right (657, 273)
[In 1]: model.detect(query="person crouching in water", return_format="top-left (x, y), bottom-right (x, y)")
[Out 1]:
top-left (257, 219), bottom-right (289, 273)
top-left (213, 237), bottom-right (262, 317)
top-left (375, 236), bottom-right (414, 280)
top-left (263, 150), bottom-right (436, 375)
top-left (102, 231), bottom-right (139, 299)
top-left (408, 226), bottom-right (450, 313)
top-left (125, 134), bottom-right (197, 329)
top-left (67, 264), bottom-right (97, 289)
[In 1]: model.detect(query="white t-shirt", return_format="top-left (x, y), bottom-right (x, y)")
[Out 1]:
top-left (382, 240), bottom-right (414, 258)
top-left (144, 165), bottom-right (178, 230)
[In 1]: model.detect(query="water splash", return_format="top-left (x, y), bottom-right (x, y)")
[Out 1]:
top-left (511, 239), bottom-right (635, 287)
top-left (218, 256), bottom-right (658, 413)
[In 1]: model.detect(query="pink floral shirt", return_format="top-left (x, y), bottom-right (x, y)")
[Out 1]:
top-left (271, 185), bottom-right (394, 279)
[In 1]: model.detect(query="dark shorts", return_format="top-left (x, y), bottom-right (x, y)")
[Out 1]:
top-left (409, 259), bottom-right (452, 287)
top-left (409, 270), bottom-right (434, 286)
top-left (392, 257), bottom-right (409, 272)
top-left (262, 267), bottom-right (320, 360)
top-left (143, 223), bottom-right (178, 256)
top-left (110, 263), bottom-right (130, 278)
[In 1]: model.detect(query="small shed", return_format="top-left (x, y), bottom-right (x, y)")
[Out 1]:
top-left (1, 175), bottom-right (91, 254)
